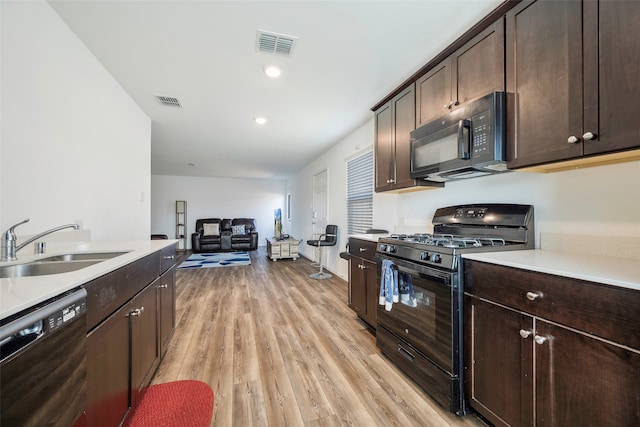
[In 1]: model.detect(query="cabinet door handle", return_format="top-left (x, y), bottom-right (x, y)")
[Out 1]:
top-left (534, 335), bottom-right (549, 345)
top-left (158, 284), bottom-right (169, 289)
top-left (359, 248), bottom-right (367, 252)
top-left (582, 131), bottom-right (596, 141)
top-left (129, 307), bottom-right (145, 317)
top-left (163, 255), bottom-right (175, 260)
top-left (526, 291), bottom-right (542, 301)
top-left (567, 135), bottom-right (580, 144)
top-left (519, 329), bottom-right (533, 339)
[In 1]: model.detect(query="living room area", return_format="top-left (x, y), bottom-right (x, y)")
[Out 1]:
top-left (150, 119), bottom-right (379, 282)
top-left (151, 175), bottom-right (287, 254)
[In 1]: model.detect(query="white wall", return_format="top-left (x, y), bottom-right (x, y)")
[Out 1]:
top-left (289, 116), bottom-right (640, 281)
top-left (1, 0), bottom-right (151, 240)
top-left (396, 161), bottom-right (640, 243)
top-left (151, 175), bottom-right (286, 249)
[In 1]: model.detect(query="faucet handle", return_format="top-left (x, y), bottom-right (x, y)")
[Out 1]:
top-left (8, 218), bottom-right (30, 231)
top-left (5, 218), bottom-right (30, 239)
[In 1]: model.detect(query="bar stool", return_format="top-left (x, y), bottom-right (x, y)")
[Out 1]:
top-left (306, 225), bottom-right (338, 279)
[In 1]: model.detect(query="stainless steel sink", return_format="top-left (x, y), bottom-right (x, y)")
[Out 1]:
top-left (0, 260), bottom-right (102, 278)
top-left (35, 251), bottom-right (129, 262)
top-left (0, 251), bottom-right (130, 278)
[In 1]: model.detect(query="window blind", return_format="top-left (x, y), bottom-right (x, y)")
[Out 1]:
top-left (346, 151), bottom-right (373, 234)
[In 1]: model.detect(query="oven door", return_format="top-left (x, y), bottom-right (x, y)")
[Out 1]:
top-left (376, 255), bottom-right (455, 373)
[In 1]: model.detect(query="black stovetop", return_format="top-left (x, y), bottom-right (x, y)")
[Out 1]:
top-left (376, 203), bottom-right (535, 270)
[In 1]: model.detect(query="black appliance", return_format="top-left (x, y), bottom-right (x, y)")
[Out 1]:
top-left (1, 288), bottom-right (87, 426)
top-left (375, 203), bottom-right (534, 415)
top-left (410, 91), bottom-right (508, 182)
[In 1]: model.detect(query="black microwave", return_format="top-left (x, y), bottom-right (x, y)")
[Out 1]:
top-left (410, 91), bottom-right (508, 182)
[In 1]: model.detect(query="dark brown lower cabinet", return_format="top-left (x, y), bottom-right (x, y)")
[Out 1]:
top-left (464, 298), bottom-right (533, 427)
top-left (158, 266), bottom-right (176, 357)
top-left (347, 238), bottom-right (379, 330)
top-left (130, 280), bottom-right (160, 410)
top-left (464, 260), bottom-right (640, 427)
top-left (86, 301), bottom-right (131, 427)
top-left (85, 247), bottom-right (177, 426)
top-left (535, 321), bottom-right (640, 427)
top-left (87, 281), bottom-right (159, 426)
top-left (349, 257), bottom-right (378, 328)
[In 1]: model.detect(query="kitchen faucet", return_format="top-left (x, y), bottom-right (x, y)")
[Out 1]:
top-left (1, 218), bottom-right (80, 262)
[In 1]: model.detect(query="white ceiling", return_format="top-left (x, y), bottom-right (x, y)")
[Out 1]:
top-left (48, 0), bottom-right (502, 180)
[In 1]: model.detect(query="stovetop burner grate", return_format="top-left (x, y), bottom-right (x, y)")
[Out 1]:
top-left (388, 233), bottom-right (507, 248)
top-left (378, 204), bottom-right (534, 269)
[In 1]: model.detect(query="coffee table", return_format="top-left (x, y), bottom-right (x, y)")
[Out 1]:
top-left (266, 237), bottom-right (301, 261)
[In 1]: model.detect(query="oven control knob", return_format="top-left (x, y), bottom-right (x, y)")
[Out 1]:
top-left (387, 245), bottom-right (396, 253)
top-left (379, 244), bottom-right (387, 252)
top-left (431, 253), bottom-right (442, 263)
top-left (420, 251), bottom-right (429, 261)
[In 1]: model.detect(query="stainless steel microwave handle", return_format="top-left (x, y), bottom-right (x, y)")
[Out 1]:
top-left (457, 119), bottom-right (471, 160)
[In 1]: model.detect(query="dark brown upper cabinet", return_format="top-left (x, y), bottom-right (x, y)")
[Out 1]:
top-left (416, 19), bottom-right (505, 128)
top-left (375, 84), bottom-right (441, 192)
top-left (506, 0), bottom-right (640, 170)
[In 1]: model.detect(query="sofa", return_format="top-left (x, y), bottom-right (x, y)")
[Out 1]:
top-left (192, 218), bottom-right (258, 252)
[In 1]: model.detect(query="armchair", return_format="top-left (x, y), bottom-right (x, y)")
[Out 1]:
top-left (192, 218), bottom-right (224, 252)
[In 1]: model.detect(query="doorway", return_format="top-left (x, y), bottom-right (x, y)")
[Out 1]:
top-left (312, 169), bottom-right (328, 263)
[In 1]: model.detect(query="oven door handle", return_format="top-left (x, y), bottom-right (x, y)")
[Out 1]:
top-left (397, 344), bottom-right (416, 363)
top-left (375, 255), bottom-right (451, 281)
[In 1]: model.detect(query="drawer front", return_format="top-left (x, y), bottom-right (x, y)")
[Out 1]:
top-left (271, 245), bottom-right (281, 256)
top-left (348, 238), bottom-right (377, 261)
top-left (464, 260), bottom-right (640, 349)
top-left (377, 325), bottom-right (454, 413)
top-left (85, 251), bottom-right (161, 332)
top-left (281, 245), bottom-right (290, 256)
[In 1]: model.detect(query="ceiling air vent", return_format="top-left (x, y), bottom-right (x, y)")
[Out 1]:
top-left (155, 95), bottom-right (182, 108)
top-left (256, 30), bottom-right (297, 56)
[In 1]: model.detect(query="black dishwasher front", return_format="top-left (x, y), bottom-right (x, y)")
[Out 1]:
top-left (1, 288), bottom-right (87, 426)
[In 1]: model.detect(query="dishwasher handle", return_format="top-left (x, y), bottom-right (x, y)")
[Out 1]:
top-left (0, 320), bottom-right (45, 363)
top-left (0, 288), bottom-right (87, 363)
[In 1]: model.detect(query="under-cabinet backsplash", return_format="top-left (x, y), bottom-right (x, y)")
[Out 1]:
top-left (541, 233), bottom-right (640, 261)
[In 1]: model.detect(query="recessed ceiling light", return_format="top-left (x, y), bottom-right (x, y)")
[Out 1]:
top-left (254, 117), bottom-right (267, 125)
top-left (264, 65), bottom-right (281, 78)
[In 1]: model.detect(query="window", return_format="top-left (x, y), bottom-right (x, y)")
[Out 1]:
top-left (346, 150), bottom-right (373, 234)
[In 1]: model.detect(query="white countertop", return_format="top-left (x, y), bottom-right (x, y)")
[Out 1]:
top-left (0, 239), bottom-right (179, 320)
top-left (463, 250), bottom-right (640, 291)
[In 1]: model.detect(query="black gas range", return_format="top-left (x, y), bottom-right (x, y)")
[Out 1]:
top-left (377, 203), bottom-right (535, 270)
top-left (375, 203), bottom-right (534, 416)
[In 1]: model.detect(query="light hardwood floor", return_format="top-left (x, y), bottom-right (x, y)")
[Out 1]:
top-left (152, 248), bottom-right (486, 427)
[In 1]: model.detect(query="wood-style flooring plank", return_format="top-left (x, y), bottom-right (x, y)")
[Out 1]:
top-left (153, 248), bottom-right (487, 427)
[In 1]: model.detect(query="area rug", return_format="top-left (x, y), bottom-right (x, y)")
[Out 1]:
top-left (126, 380), bottom-right (214, 427)
top-left (178, 251), bottom-right (251, 269)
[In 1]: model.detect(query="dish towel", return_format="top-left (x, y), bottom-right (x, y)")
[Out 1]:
top-left (379, 259), bottom-right (399, 311)
top-left (398, 272), bottom-right (417, 307)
